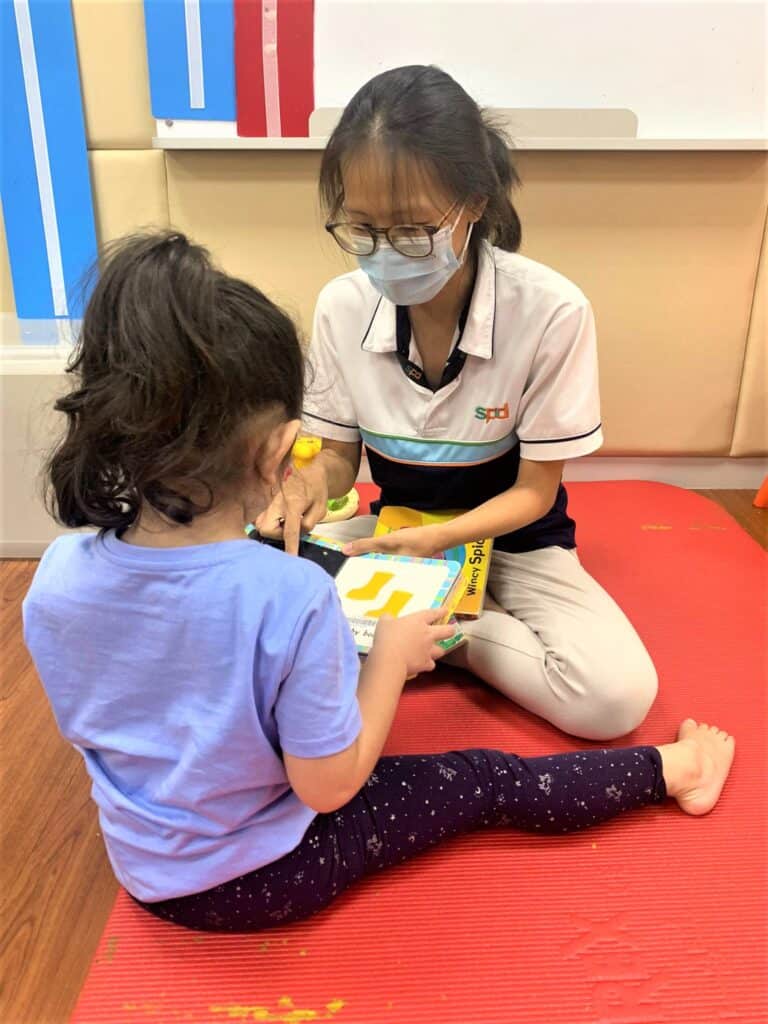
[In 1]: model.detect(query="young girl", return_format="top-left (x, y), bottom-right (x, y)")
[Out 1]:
top-left (261, 65), bottom-right (657, 742)
top-left (23, 232), bottom-right (734, 932)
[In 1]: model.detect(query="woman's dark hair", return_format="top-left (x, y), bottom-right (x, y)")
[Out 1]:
top-left (47, 231), bottom-right (304, 532)
top-left (320, 65), bottom-right (521, 252)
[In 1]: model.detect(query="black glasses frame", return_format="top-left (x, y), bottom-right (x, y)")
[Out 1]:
top-left (325, 203), bottom-right (459, 259)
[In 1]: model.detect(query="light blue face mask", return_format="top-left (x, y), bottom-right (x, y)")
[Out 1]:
top-left (357, 206), bottom-right (472, 306)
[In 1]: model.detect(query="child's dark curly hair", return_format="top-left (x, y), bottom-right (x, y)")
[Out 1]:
top-left (47, 231), bottom-right (304, 532)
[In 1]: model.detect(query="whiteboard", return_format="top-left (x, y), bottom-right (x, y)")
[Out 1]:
top-left (314, 0), bottom-right (767, 141)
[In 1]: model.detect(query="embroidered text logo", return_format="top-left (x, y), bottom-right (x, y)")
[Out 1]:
top-left (475, 403), bottom-right (509, 422)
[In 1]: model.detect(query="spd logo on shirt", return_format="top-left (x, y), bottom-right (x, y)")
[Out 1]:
top-left (475, 403), bottom-right (509, 422)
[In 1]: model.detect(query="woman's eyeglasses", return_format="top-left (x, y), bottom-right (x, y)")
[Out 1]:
top-left (326, 204), bottom-right (458, 259)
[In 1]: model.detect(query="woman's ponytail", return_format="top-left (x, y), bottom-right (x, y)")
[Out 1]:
top-left (480, 123), bottom-right (522, 253)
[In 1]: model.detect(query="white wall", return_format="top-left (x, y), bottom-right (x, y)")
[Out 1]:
top-left (315, 0), bottom-right (767, 140)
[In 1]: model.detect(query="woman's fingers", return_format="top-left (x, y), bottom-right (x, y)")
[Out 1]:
top-left (301, 495), bottom-right (331, 534)
top-left (255, 495), bottom-right (287, 538)
top-left (282, 510), bottom-right (304, 556)
top-left (342, 537), bottom-right (385, 556)
top-left (255, 475), bottom-right (317, 552)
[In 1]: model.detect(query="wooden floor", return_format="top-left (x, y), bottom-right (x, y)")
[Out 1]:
top-left (1, 491), bottom-right (765, 1024)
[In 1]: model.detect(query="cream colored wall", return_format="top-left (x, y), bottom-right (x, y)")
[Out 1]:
top-left (1, 0), bottom-right (766, 550)
top-left (514, 151), bottom-right (766, 455)
top-left (0, 375), bottom-right (78, 555)
top-left (72, 0), bottom-right (155, 150)
top-left (0, 205), bottom-right (13, 315)
top-left (165, 152), bottom-right (352, 335)
top-left (731, 211), bottom-right (768, 457)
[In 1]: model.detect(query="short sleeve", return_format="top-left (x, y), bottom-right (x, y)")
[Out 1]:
top-left (275, 575), bottom-right (362, 759)
top-left (517, 301), bottom-right (604, 461)
top-left (302, 288), bottom-right (361, 443)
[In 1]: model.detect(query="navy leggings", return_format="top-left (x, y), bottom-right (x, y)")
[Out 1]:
top-left (137, 746), bottom-right (666, 932)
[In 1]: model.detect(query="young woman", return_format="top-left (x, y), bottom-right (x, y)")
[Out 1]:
top-left (23, 232), bottom-right (733, 932)
top-left (260, 65), bottom-right (658, 742)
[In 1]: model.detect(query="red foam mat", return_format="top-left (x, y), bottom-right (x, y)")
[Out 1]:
top-left (72, 483), bottom-right (767, 1023)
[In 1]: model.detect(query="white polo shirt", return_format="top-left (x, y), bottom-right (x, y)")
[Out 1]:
top-left (303, 241), bottom-right (603, 552)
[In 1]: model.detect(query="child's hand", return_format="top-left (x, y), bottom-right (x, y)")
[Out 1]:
top-left (370, 609), bottom-right (456, 678)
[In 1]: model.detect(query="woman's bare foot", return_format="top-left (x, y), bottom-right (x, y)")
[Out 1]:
top-left (657, 720), bottom-right (735, 816)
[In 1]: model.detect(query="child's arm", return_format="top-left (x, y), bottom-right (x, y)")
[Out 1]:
top-left (284, 610), bottom-right (454, 814)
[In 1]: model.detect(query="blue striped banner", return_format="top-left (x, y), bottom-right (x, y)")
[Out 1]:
top-left (144, 0), bottom-right (235, 120)
top-left (360, 428), bottom-right (518, 467)
top-left (1, 0), bottom-right (97, 341)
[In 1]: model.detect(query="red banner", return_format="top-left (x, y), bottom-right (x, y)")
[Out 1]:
top-left (235, 0), bottom-right (314, 138)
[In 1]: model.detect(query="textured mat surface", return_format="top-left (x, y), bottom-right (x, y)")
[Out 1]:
top-left (72, 483), bottom-right (767, 1024)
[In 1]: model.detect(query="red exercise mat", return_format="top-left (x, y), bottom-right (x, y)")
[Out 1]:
top-left (71, 483), bottom-right (767, 1024)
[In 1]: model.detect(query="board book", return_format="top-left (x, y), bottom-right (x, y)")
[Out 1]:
top-left (332, 550), bottom-right (466, 655)
top-left (308, 537), bottom-right (467, 655)
top-left (246, 527), bottom-right (466, 655)
top-left (374, 507), bottom-right (493, 618)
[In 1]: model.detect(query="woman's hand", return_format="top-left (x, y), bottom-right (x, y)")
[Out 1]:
top-left (342, 524), bottom-right (445, 559)
top-left (255, 467), bottom-right (328, 555)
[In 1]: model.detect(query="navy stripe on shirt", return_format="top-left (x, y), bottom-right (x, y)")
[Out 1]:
top-left (519, 424), bottom-right (602, 445)
top-left (303, 409), bottom-right (359, 431)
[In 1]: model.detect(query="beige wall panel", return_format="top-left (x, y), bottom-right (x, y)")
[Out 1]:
top-left (89, 150), bottom-right (169, 244)
top-left (165, 152), bottom-right (352, 335)
top-left (72, 0), bottom-right (154, 149)
top-left (731, 212), bottom-right (767, 456)
top-left (0, 374), bottom-right (82, 554)
top-left (515, 152), bottom-right (766, 454)
top-left (0, 202), bottom-right (15, 314)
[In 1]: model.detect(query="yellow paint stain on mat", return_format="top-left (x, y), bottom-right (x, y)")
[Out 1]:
top-left (689, 524), bottom-right (727, 531)
top-left (210, 996), bottom-right (345, 1022)
top-left (104, 936), bottom-right (119, 961)
top-left (123, 1003), bottom-right (194, 1020)
top-left (641, 524), bottom-right (673, 531)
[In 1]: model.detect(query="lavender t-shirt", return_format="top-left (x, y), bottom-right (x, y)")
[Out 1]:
top-left (23, 532), bottom-right (362, 902)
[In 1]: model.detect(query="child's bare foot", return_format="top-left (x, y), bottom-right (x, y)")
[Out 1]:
top-left (657, 720), bottom-right (735, 816)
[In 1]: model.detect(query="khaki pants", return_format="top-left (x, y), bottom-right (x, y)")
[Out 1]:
top-left (316, 516), bottom-right (658, 741)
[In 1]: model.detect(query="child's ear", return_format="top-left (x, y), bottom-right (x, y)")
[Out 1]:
top-left (258, 419), bottom-right (301, 487)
